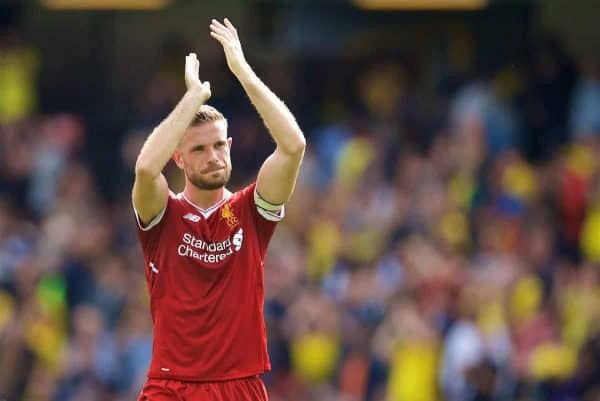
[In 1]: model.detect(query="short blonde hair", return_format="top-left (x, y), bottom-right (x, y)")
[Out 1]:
top-left (190, 105), bottom-right (225, 127)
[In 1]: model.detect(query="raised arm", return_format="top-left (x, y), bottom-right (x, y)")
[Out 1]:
top-left (210, 19), bottom-right (306, 205)
top-left (133, 53), bottom-right (211, 224)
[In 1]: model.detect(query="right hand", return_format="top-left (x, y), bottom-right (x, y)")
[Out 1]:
top-left (185, 52), bottom-right (211, 102)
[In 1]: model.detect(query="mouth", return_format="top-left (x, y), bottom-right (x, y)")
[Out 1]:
top-left (202, 166), bottom-right (224, 174)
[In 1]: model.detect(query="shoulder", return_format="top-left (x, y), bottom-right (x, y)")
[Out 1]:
top-left (231, 182), bottom-right (284, 223)
top-left (134, 190), bottom-right (185, 232)
top-left (231, 182), bottom-right (257, 202)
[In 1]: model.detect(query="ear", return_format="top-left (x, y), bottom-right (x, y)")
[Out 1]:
top-left (173, 149), bottom-right (184, 169)
top-left (227, 137), bottom-right (232, 149)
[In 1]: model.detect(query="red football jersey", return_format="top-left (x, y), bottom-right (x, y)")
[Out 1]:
top-left (134, 182), bottom-right (282, 381)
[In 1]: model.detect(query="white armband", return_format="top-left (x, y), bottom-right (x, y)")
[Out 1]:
top-left (254, 189), bottom-right (285, 222)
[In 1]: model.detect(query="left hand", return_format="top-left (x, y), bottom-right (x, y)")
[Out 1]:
top-left (210, 18), bottom-right (250, 78)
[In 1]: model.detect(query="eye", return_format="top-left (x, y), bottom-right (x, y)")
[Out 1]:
top-left (215, 141), bottom-right (226, 148)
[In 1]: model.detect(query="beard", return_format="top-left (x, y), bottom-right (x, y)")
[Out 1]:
top-left (186, 167), bottom-right (231, 190)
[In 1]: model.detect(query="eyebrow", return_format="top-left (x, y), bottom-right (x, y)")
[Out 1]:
top-left (191, 140), bottom-right (226, 150)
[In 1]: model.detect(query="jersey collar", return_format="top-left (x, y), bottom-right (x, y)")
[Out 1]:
top-left (178, 189), bottom-right (232, 219)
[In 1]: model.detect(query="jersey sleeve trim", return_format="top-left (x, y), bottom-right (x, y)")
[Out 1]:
top-left (256, 206), bottom-right (285, 222)
top-left (134, 204), bottom-right (167, 231)
top-left (254, 188), bottom-right (285, 222)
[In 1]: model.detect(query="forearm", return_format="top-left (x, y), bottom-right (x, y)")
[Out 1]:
top-left (237, 66), bottom-right (305, 155)
top-left (135, 88), bottom-right (205, 177)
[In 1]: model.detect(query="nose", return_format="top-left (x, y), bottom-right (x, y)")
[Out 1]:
top-left (206, 146), bottom-right (219, 163)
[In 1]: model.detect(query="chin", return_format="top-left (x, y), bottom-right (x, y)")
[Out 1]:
top-left (192, 182), bottom-right (224, 191)
top-left (188, 169), bottom-right (230, 190)
top-left (191, 176), bottom-right (229, 190)
top-left (208, 178), bottom-right (227, 188)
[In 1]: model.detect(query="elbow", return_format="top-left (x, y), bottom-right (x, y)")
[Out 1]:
top-left (134, 158), bottom-right (158, 179)
top-left (287, 132), bottom-right (306, 156)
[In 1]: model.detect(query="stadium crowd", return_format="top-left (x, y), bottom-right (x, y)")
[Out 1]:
top-left (1, 26), bottom-right (599, 401)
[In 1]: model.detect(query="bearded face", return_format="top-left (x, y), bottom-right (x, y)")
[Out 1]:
top-left (185, 158), bottom-right (232, 190)
top-left (174, 120), bottom-right (232, 191)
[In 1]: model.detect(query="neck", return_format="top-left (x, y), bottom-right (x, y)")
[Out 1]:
top-left (183, 184), bottom-right (227, 210)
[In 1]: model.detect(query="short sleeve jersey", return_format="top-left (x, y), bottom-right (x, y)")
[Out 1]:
top-left (134, 183), bottom-right (282, 381)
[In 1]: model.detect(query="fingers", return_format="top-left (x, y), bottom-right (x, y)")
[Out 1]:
top-left (210, 18), bottom-right (238, 41)
top-left (210, 19), bottom-right (227, 31)
top-left (210, 31), bottom-right (227, 46)
top-left (223, 18), bottom-right (238, 38)
top-left (210, 20), bottom-right (231, 40)
top-left (185, 54), bottom-right (193, 75)
top-left (186, 52), bottom-right (199, 77)
top-left (186, 53), bottom-right (197, 66)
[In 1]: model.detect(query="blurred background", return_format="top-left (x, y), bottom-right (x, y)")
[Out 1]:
top-left (1, 0), bottom-right (600, 400)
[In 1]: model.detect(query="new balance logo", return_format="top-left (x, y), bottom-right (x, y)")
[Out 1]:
top-left (183, 213), bottom-right (201, 222)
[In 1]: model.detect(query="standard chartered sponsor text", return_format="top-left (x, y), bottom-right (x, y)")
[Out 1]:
top-left (178, 229), bottom-right (243, 263)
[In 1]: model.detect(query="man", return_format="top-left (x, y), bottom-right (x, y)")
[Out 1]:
top-left (133, 18), bottom-right (305, 401)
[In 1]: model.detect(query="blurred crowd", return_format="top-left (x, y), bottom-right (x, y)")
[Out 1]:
top-left (1, 20), bottom-right (600, 401)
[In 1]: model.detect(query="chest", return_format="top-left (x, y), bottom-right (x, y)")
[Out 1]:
top-left (149, 203), bottom-right (261, 302)
top-left (160, 202), bottom-right (257, 271)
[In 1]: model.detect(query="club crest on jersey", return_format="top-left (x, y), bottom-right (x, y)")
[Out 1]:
top-left (221, 203), bottom-right (239, 228)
